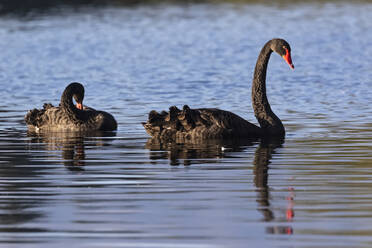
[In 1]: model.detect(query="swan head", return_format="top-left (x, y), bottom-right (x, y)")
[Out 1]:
top-left (69, 82), bottom-right (85, 110)
top-left (271, 38), bottom-right (294, 70)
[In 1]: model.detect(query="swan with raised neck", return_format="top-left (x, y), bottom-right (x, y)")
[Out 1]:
top-left (142, 38), bottom-right (294, 141)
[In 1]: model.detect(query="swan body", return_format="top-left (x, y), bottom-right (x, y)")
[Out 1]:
top-left (25, 82), bottom-right (117, 132)
top-left (143, 106), bottom-right (262, 142)
top-left (143, 38), bottom-right (294, 141)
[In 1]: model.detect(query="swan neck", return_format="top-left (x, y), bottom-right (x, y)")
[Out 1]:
top-left (61, 87), bottom-right (81, 121)
top-left (252, 41), bottom-right (284, 135)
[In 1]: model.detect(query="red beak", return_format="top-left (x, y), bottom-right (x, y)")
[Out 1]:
top-left (76, 102), bottom-right (83, 110)
top-left (283, 48), bottom-right (294, 69)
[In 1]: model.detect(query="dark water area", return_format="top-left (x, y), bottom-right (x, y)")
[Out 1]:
top-left (0, 1), bottom-right (371, 247)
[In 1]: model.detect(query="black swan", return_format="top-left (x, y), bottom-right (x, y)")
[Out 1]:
top-left (142, 38), bottom-right (294, 141)
top-left (25, 82), bottom-right (117, 131)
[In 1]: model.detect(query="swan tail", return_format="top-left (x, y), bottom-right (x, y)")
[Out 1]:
top-left (25, 103), bottom-right (54, 127)
top-left (143, 105), bottom-right (202, 139)
top-left (142, 110), bottom-right (169, 137)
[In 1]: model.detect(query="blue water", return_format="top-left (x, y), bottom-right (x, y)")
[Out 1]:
top-left (0, 2), bottom-right (371, 247)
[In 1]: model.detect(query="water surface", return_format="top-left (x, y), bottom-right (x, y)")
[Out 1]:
top-left (0, 2), bottom-right (371, 247)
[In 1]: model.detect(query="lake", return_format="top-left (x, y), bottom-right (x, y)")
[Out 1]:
top-left (0, 1), bottom-right (371, 247)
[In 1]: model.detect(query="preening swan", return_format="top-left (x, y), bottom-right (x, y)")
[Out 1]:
top-left (142, 38), bottom-right (294, 141)
top-left (25, 82), bottom-right (117, 131)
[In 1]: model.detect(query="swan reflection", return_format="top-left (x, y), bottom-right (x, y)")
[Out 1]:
top-left (27, 130), bottom-right (116, 171)
top-left (146, 137), bottom-right (257, 166)
top-left (253, 138), bottom-right (294, 235)
top-left (146, 137), bottom-right (294, 234)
